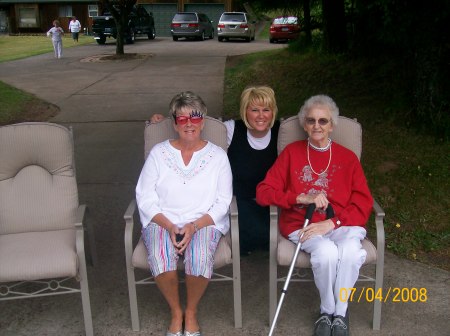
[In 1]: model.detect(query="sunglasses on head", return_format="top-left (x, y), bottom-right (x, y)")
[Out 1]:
top-left (305, 117), bottom-right (330, 126)
top-left (173, 111), bottom-right (204, 125)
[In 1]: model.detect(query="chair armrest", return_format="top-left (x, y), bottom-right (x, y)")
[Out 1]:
top-left (269, 205), bottom-right (279, 249)
top-left (75, 204), bottom-right (87, 269)
top-left (75, 204), bottom-right (87, 229)
top-left (372, 199), bottom-right (385, 254)
top-left (372, 199), bottom-right (385, 290)
top-left (230, 196), bottom-right (240, 257)
top-left (75, 204), bottom-right (98, 266)
top-left (124, 200), bottom-right (137, 263)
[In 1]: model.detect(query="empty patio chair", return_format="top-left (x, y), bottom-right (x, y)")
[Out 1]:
top-left (0, 122), bottom-right (95, 336)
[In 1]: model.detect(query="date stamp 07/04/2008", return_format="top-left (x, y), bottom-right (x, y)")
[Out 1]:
top-left (339, 287), bottom-right (428, 303)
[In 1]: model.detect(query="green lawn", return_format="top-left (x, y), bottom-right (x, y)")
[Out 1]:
top-left (0, 34), bottom-right (94, 62)
top-left (0, 35), bottom-right (94, 124)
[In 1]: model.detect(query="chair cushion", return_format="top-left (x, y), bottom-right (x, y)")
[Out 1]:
top-left (277, 235), bottom-right (377, 268)
top-left (0, 229), bottom-right (77, 282)
top-left (144, 117), bottom-right (228, 159)
top-left (278, 116), bottom-right (362, 159)
top-left (132, 231), bottom-right (232, 271)
top-left (0, 123), bottom-right (74, 181)
top-left (0, 123), bottom-right (78, 235)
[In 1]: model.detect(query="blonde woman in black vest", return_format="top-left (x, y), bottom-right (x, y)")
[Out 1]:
top-left (225, 86), bottom-right (279, 256)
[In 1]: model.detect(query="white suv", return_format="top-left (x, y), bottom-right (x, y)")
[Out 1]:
top-left (217, 12), bottom-right (256, 42)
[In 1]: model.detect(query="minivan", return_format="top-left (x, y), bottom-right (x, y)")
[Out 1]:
top-left (171, 12), bottom-right (214, 41)
top-left (217, 12), bottom-right (256, 42)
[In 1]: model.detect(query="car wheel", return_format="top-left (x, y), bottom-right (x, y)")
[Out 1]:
top-left (210, 29), bottom-right (214, 39)
top-left (199, 31), bottom-right (205, 41)
top-left (126, 30), bottom-right (135, 44)
top-left (96, 35), bottom-right (106, 45)
top-left (173, 36), bottom-right (178, 41)
top-left (148, 27), bottom-right (156, 40)
top-left (218, 36), bottom-right (223, 42)
top-left (269, 38), bottom-right (275, 43)
top-left (245, 36), bottom-right (251, 42)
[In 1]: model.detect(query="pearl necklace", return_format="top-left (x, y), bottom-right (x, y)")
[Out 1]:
top-left (307, 138), bottom-right (332, 176)
top-left (308, 138), bottom-right (331, 152)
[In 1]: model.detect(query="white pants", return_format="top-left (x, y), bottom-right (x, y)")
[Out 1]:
top-left (52, 40), bottom-right (63, 58)
top-left (288, 226), bottom-right (367, 316)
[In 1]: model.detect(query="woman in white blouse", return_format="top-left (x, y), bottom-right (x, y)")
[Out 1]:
top-left (136, 91), bottom-right (232, 336)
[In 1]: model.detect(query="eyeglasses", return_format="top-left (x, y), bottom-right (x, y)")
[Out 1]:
top-left (305, 117), bottom-right (330, 126)
top-left (173, 111), bottom-right (204, 125)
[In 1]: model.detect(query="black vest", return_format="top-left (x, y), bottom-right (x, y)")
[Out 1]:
top-left (228, 120), bottom-right (279, 198)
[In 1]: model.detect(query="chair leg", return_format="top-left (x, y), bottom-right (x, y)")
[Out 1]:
top-left (230, 198), bottom-right (242, 328)
top-left (269, 246), bottom-right (278, 325)
top-left (86, 221), bottom-right (98, 267)
top-left (269, 206), bottom-right (279, 325)
top-left (76, 218), bottom-right (94, 336)
top-left (127, 266), bottom-right (140, 331)
top-left (232, 256), bottom-right (242, 328)
top-left (80, 270), bottom-right (94, 336)
top-left (373, 256), bottom-right (384, 330)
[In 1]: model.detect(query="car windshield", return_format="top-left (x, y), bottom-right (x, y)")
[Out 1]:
top-left (273, 17), bottom-right (298, 24)
top-left (173, 13), bottom-right (197, 22)
top-left (221, 13), bottom-right (245, 22)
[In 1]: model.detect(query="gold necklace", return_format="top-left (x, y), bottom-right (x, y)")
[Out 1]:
top-left (307, 140), bottom-right (332, 176)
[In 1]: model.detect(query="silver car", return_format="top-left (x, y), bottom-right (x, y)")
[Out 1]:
top-left (217, 12), bottom-right (256, 42)
top-left (171, 12), bottom-right (214, 41)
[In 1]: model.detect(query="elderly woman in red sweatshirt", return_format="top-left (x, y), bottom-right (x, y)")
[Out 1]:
top-left (256, 94), bottom-right (373, 336)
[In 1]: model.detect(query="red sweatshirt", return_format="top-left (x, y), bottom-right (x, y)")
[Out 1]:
top-left (256, 140), bottom-right (373, 238)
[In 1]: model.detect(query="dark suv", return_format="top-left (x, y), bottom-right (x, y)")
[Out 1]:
top-left (171, 12), bottom-right (214, 41)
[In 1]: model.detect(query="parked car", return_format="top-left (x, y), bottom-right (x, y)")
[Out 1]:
top-left (170, 12), bottom-right (214, 41)
top-left (269, 16), bottom-right (300, 43)
top-left (217, 12), bottom-right (256, 42)
top-left (92, 5), bottom-right (155, 45)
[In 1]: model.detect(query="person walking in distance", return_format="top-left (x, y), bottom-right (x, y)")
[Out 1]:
top-left (47, 20), bottom-right (64, 59)
top-left (68, 16), bottom-right (81, 42)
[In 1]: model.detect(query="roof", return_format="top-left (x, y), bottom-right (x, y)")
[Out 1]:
top-left (0, 0), bottom-right (93, 3)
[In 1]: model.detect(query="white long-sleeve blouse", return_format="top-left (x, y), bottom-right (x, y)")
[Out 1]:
top-left (136, 140), bottom-right (233, 235)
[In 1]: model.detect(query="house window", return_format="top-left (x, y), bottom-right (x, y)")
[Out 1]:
top-left (18, 6), bottom-right (38, 28)
top-left (59, 5), bottom-right (73, 18)
top-left (0, 10), bottom-right (8, 32)
top-left (88, 5), bottom-right (98, 17)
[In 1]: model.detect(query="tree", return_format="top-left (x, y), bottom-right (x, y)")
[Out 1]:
top-left (100, 0), bottom-right (137, 55)
top-left (322, 0), bottom-right (347, 52)
top-left (302, 0), bottom-right (312, 45)
top-left (350, 0), bottom-right (450, 137)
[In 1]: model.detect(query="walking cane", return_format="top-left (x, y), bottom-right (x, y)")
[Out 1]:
top-left (268, 203), bottom-right (334, 336)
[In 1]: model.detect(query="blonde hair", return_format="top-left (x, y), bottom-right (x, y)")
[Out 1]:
top-left (239, 85), bottom-right (278, 129)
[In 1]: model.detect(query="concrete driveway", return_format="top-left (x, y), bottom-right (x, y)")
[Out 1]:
top-left (0, 37), bottom-right (448, 336)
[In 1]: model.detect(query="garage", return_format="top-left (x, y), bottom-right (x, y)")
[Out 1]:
top-left (142, 3), bottom-right (225, 38)
top-left (142, 3), bottom-right (177, 37)
top-left (184, 4), bottom-right (224, 31)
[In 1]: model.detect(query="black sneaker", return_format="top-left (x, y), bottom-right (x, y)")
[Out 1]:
top-left (331, 313), bottom-right (349, 336)
top-left (313, 313), bottom-right (333, 336)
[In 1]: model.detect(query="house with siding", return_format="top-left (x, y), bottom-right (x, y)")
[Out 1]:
top-left (0, 0), bottom-right (236, 36)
